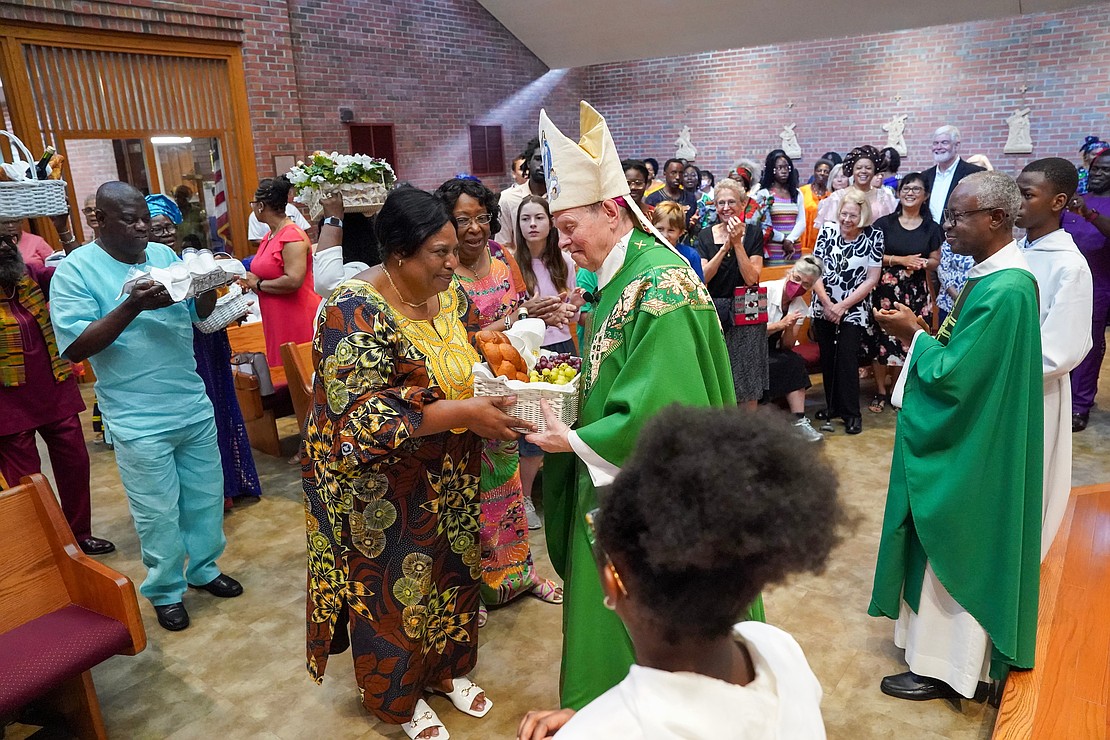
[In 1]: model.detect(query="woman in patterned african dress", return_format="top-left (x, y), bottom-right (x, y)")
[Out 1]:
top-left (302, 186), bottom-right (529, 740)
top-left (435, 178), bottom-right (565, 625)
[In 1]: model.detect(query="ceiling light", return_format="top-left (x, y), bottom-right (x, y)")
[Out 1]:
top-left (151, 136), bottom-right (192, 145)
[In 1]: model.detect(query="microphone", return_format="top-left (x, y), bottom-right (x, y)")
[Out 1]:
top-left (583, 290), bottom-right (600, 305)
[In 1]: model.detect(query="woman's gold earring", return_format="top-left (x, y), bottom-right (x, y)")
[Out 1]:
top-left (398, 259), bottom-right (404, 267)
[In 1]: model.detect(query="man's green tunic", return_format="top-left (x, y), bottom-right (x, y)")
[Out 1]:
top-left (543, 230), bottom-right (736, 710)
top-left (869, 265), bottom-right (1044, 678)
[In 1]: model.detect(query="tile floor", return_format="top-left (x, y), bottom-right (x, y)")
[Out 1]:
top-left (17, 358), bottom-right (1110, 740)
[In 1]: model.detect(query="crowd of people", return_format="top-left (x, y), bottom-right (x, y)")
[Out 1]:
top-left (0, 104), bottom-right (1105, 739)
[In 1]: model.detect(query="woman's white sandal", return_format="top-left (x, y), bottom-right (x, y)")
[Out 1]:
top-left (431, 677), bottom-right (493, 718)
top-left (403, 698), bottom-right (449, 739)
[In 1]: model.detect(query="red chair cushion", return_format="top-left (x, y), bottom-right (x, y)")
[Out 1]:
top-left (0, 605), bottom-right (131, 714)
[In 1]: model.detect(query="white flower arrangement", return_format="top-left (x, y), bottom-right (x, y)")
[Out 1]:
top-left (286, 151), bottom-right (396, 189)
top-left (287, 151), bottom-right (396, 219)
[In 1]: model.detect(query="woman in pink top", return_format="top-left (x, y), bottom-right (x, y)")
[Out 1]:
top-left (0, 218), bottom-right (54, 268)
top-left (241, 177), bottom-right (318, 368)
top-left (515, 195), bottom-right (581, 354)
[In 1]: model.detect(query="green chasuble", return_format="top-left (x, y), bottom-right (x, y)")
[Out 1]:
top-left (868, 266), bottom-right (1043, 678)
top-left (543, 229), bottom-right (737, 710)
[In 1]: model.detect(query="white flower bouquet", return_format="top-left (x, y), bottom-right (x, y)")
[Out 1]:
top-left (287, 151), bottom-right (396, 220)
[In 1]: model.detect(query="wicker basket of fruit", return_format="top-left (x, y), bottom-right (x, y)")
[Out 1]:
top-left (471, 331), bottom-right (580, 433)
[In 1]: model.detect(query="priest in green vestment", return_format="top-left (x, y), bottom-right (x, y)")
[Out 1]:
top-left (868, 171), bottom-right (1044, 702)
top-left (525, 101), bottom-right (739, 710)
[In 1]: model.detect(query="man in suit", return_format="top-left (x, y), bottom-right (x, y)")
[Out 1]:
top-left (922, 125), bottom-right (985, 223)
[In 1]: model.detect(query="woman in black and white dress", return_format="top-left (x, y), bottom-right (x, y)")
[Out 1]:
top-left (810, 190), bottom-right (884, 434)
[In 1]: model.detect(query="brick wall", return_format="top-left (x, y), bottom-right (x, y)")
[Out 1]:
top-left (1, 0), bottom-right (306, 183)
top-left (1, 0), bottom-right (587, 192)
top-left (12, 0), bottom-right (1107, 196)
top-left (283, 0), bottom-right (588, 190)
top-left (583, 3), bottom-right (1110, 180)
top-left (65, 138), bottom-right (120, 214)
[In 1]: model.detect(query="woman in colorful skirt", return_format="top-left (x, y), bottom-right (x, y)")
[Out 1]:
top-left (435, 178), bottom-right (565, 625)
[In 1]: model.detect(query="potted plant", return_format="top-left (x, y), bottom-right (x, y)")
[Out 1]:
top-left (287, 151), bottom-right (396, 220)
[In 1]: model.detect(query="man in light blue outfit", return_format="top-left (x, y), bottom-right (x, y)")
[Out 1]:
top-left (50, 182), bottom-right (243, 631)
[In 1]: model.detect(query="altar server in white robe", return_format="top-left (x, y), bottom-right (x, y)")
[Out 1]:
top-left (517, 405), bottom-right (842, 739)
top-left (1016, 158), bottom-right (1094, 560)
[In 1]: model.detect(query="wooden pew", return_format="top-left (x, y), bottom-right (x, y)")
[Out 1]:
top-left (225, 321), bottom-right (291, 457)
top-left (224, 321), bottom-right (286, 388)
top-left (0, 474), bottom-right (146, 739)
top-left (280, 341), bottom-right (314, 433)
top-left (992, 484), bottom-right (1110, 738)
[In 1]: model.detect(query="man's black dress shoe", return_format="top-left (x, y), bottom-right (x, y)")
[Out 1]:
top-left (1073, 412), bottom-right (1089, 432)
top-left (845, 416), bottom-right (863, 435)
top-left (880, 671), bottom-right (958, 701)
top-left (154, 602), bottom-right (190, 631)
top-left (189, 574), bottom-right (243, 598)
top-left (78, 536), bottom-right (116, 556)
top-left (815, 408), bottom-right (832, 421)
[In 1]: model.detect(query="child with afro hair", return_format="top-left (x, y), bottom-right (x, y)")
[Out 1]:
top-left (519, 404), bottom-right (843, 738)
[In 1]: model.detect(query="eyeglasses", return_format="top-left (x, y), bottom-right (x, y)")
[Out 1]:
top-left (81, 207), bottom-right (97, 215)
top-left (942, 207), bottom-right (998, 224)
top-left (900, 186), bottom-right (925, 194)
top-left (626, 179), bottom-right (645, 187)
top-left (454, 214), bottom-right (492, 229)
top-left (716, 199), bottom-right (739, 208)
top-left (150, 225), bottom-right (177, 237)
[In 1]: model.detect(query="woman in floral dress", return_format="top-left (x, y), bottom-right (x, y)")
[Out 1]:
top-left (302, 187), bottom-right (526, 739)
top-left (435, 178), bottom-right (566, 623)
top-left (864, 173), bottom-right (943, 411)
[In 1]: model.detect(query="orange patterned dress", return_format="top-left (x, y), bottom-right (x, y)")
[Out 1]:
top-left (302, 280), bottom-right (483, 724)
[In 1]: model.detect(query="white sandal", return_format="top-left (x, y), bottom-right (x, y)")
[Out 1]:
top-left (403, 698), bottom-right (449, 740)
top-left (430, 677), bottom-right (493, 718)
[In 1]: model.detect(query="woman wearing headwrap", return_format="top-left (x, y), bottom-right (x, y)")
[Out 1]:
top-left (145, 194), bottom-right (261, 508)
top-left (815, 145), bottom-right (898, 228)
top-left (1078, 135), bottom-right (1108, 195)
top-left (146, 194), bottom-right (183, 252)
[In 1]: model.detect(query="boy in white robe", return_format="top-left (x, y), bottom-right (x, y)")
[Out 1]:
top-left (1016, 158), bottom-right (1094, 560)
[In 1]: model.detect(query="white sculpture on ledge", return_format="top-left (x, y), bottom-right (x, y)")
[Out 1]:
top-left (1004, 108), bottom-right (1033, 154)
top-left (883, 114), bottom-right (908, 156)
top-left (779, 123), bottom-right (802, 159)
top-left (675, 126), bottom-right (698, 160)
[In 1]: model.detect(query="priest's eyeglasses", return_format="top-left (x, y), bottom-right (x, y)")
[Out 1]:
top-left (454, 214), bottom-right (492, 229)
top-left (941, 207), bottom-right (998, 224)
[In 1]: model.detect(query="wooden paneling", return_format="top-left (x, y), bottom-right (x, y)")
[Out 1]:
top-left (22, 45), bottom-right (234, 135)
top-left (993, 484), bottom-right (1110, 739)
top-left (0, 24), bottom-right (258, 257)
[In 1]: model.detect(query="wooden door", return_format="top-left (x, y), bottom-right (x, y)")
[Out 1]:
top-left (0, 25), bottom-right (258, 256)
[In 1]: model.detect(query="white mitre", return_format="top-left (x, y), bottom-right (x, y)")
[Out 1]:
top-left (538, 101), bottom-right (676, 249)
